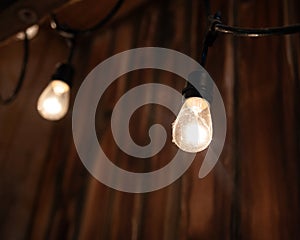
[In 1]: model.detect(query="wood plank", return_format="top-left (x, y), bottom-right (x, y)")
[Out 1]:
top-left (236, 0), bottom-right (300, 239)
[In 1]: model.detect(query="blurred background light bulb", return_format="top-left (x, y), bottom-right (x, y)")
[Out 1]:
top-left (172, 97), bottom-right (213, 153)
top-left (16, 24), bottom-right (39, 40)
top-left (37, 80), bottom-right (70, 120)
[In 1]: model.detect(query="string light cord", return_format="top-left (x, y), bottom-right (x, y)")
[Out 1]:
top-left (183, 11), bottom-right (300, 98)
top-left (214, 22), bottom-right (300, 37)
top-left (51, 0), bottom-right (124, 36)
top-left (0, 32), bottom-right (29, 105)
top-left (201, 11), bottom-right (300, 65)
top-left (66, 37), bottom-right (76, 64)
top-left (182, 12), bottom-right (220, 99)
top-left (48, 0), bottom-right (124, 93)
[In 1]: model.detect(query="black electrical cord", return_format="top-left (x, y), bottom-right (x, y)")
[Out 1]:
top-left (214, 23), bottom-right (300, 37)
top-left (183, 10), bottom-right (300, 99)
top-left (0, 32), bottom-right (29, 105)
top-left (66, 37), bottom-right (76, 64)
top-left (51, 0), bottom-right (124, 36)
top-left (182, 11), bottom-right (220, 99)
top-left (46, 0), bottom-right (124, 98)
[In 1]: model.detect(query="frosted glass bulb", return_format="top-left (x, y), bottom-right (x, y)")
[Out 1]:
top-left (172, 97), bottom-right (213, 153)
top-left (37, 80), bottom-right (70, 120)
top-left (16, 25), bottom-right (39, 40)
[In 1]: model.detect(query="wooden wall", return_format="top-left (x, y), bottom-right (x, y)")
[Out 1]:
top-left (0, 0), bottom-right (299, 239)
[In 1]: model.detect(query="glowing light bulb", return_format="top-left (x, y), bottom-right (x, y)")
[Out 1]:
top-left (16, 25), bottom-right (39, 40)
top-left (37, 80), bottom-right (70, 120)
top-left (172, 97), bottom-right (213, 153)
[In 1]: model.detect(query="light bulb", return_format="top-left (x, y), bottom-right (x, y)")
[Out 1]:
top-left (16, 25), bottom-right (39, 40)
top-left (37, 80), bottom-right (70, 120)
top-left (172, 97), bottom-right (213, 153)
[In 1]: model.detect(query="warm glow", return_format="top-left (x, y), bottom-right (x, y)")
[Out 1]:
top-left (172, 97), bottom-right (213, 153)
top-left (53, 81), bottom-right (69, 94)
top-left (42, 98), bottom-right (62, 115)
top-left (16, 25), bottom-right (39, 40)
top-left (37, 80), bottom-right (70, 121)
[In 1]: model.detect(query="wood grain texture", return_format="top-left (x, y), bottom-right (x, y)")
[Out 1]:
top-left (0, 0), bottom-right (299, 239)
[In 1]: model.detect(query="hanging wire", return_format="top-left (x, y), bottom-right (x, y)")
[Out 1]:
top-left (0, 32), bottom-right (29, 105)
top-left (214, 23), bottom-right (300, 37)
top-left (66, 37), bottom-right (76, 64)
top-left (49, 0), bottom-right (124, 84)
top-left (182, 0), bottom-right (216, 98)
top-left (45, 0), bottom-right (124, 96)
top-left (51, 0), bottom-right (124, 36)
top-left (199, 11), bottom-right (300, 67)
top-left (183, 7), bottom-right (300, 98)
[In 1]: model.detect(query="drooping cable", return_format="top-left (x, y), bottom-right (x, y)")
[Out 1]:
top-left (51, 0), bottom-right (124, 36)
top-left (214, 23), bottom-right (300, 37)
top-left (0, 32), bottom-right (29, 105)
top-left (182, 9), bottom-right (300, 98)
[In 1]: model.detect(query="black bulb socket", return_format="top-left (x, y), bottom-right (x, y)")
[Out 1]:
top-left (51, 63), bottom-right (74, 88)
top-left (182, 70), bottom-right (213, 104)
